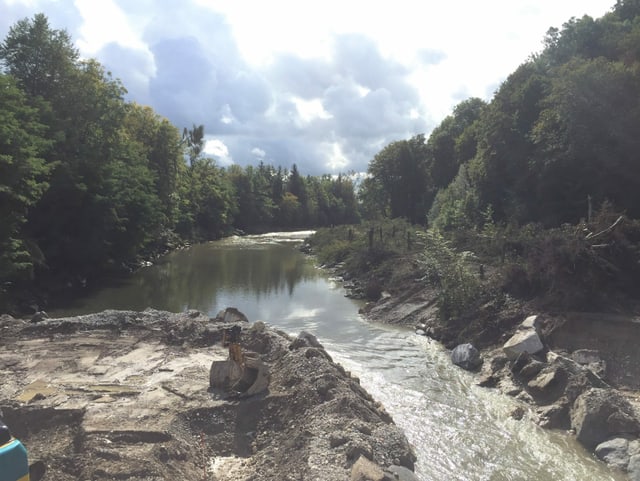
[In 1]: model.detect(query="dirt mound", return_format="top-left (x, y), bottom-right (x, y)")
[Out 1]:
top-left (0, 309), bottom-right (415, 480)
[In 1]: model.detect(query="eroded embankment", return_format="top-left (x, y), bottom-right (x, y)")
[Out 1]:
top-left (0, 309), bottom-right (416, 481)
top-left (355, 275), bottom-right (640, 480)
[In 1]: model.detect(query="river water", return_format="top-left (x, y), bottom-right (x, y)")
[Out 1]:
top-left (50, 232), bottom-right (624, 481)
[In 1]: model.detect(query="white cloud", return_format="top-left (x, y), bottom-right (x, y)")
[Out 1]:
top-left (251, 147), bottom-right (266, 160)
top-left (203, 138), bottom-right (233, 166)
top-left (292, 97), bottom-right (333, 124)
top-left (326, 142), bottom-right (349, 172)
top-left (0, 0), bottom-right (615, 174)
top-left (74, 0), bottom-right (146, 54)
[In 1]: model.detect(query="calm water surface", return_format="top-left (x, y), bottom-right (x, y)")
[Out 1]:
top-left (50, 232), bottom-right (624, 481)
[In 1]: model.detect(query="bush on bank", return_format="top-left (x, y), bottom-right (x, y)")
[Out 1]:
top-left (308, 206), bottom-right (640, 323)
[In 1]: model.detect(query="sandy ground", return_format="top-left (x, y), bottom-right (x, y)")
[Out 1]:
top-left (0, 309), bottom-right (416, 481)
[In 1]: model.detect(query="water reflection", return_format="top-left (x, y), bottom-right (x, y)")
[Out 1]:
top-left (51, 235), bottom-right (319, 317)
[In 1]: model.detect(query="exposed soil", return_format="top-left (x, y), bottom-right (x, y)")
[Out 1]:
top-left (545, 312), bottom-right (640, 392)
top-left (0, 309), bottom-right (416, 481)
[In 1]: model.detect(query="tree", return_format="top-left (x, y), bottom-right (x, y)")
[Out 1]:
top-left (0, 13), bottom-right (78, 99)
top-left (183, 124), bottom-right (204, 164)
top-left (124, 104), bottom-right (183, 225)
top-left (426, 98), bottom-right (486, 190)
top-left (472, 60), bottom-right (550, 223)
top-left (0, 74), bottom-right (50, 283)
top-left (531, 57), bottom-right (640, 223)
top-left (26, 58), bottom-right (158, 278)
top-left (176, 125), bottom-right (235, 239)
top-left (614, 0), bottom-right (640, 21)
top-left (365, 135), bottom-right (429, 224)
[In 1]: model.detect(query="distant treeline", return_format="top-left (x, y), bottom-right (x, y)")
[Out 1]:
top-left (0, 14), bottom-right (358, 302)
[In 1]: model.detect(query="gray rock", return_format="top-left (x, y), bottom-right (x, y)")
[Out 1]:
top-left (527, 367), bottom-right (561, 394)
top-left (595, 438), bottom-right (630, 470)
top-left (520, 314), bottom-right (541, 332)
top-left (350, 456), bottom-right (384, 481)
top-left (571, 388), bottom-right (640, 449)
top-left (629, 454), bottom-right (640, 481)
top-left (546, 351), bottom-right (609, 389)
top-left (477, 373), bottom-right (499, 388)
top-left (415, 329), bottom-right (426, 336)
top-left (518, 359), bottom-right (545, 380)
top-left (216, 307), bottom-right (249, 323)
top-left (251, 320), bottom-right (266, 332)
top-left (572, 349), bottom-right (601, 365)
top-left (537, 404), bottom-right (569, 430)
top-left (383, 465), bottom-right (419, 481)
top-left (30, 311), bottom-right (49, 323)
top-left (451, 343), bottom-right (482, 371)
top-left (503, 329), bottom-right (544, 360)
top-left (290, 331), bottom-right (323, 350)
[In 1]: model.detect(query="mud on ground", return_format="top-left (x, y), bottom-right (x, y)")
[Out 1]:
top-left (0, 309), bottom-right (415, 481)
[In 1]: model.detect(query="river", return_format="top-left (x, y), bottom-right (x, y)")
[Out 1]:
top-left (50, 232), bottom-right (624, 481)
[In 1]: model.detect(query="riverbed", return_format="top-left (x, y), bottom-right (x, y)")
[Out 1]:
top-left (50, 232), bottom-right (624, 480)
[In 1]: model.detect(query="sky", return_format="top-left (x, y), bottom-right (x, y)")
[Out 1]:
top-left (0, 0), bottom-right (615, 175)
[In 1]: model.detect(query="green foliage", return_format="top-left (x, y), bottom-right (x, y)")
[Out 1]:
top-left (428, 162), bottom-right (483, 231)
top-left (316, 239), bottom-right (352, 266)
top-left (531, 57), bottom-right (640, 223)
top-left (363, 134), bottom-right (430, 224)
top-left (0, 13), bottom-right (364, 311)
top-left (426, 97), bottom-right (486, 190)
top-left (177, 156), bottom-right (235, 240)
top-left (0, 13), bottom-right (78, 99)
top-left (308, 219), bottom-right (419, 276)
top-left (124, 104), bottom-right (184, 225)
top-left (0, 74), bottom-right (50, 282)
top-left (499, 207), bottom-right (640, 309)
top-left (416, 230), bottom-right (482, 321)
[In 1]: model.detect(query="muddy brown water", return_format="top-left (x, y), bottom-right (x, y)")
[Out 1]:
top-left (50, 232), bottom-right (625, 481)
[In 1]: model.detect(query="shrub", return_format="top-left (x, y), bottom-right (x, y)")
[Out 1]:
top-left (417, 230), bottom-right (483, 321)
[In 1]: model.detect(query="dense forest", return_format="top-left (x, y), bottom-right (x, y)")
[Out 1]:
top-left (3, 1), bottom-right (640, 313)
top-left (361, 1), bottom-right (640, 231)
top-left (334, 0), bottom-right (640, 314)
top-left (0, 14), bottom-right (358, 311)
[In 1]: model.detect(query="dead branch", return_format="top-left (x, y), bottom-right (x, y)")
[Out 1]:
top-left (585, 216), bottom-right (623, 241)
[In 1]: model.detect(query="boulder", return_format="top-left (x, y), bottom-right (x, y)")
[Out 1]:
top-left (503, 329), bottom-right (544, 360)
top-left (595, 438), bottom-right (630, 471)
top-left (527, 367), bottom-right (561, 394)
top-left (536, 404), bottom-right (570, 430)
top-left (350, 455), bottom-right (384, 481)
top-left (451, 343), bottom-right (482, 371)
top-left (216, 307), bottom-right (249, 323)
top-left (290, 331), bottom-right (323, 350)
top-left (630, 439), bottom-right (640, 457)
top-left (520, 314), bottom-right (541, 332)
top-left (571, 388), bottom-right (640, 449)
top-left (383, 465), bottom-right (419, 481)
top-left (518, 359), bottom-right (545, 380)
top-left (572, 349), bottom-right (601, 365)
top-left (30, 311), bottom-right (49, 323)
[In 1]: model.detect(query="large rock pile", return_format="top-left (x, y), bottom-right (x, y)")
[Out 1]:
top-left (476, 314), bottom-right (640, 480)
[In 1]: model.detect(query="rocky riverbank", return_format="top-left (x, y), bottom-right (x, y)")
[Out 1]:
top-left (348, 271), bottom-right (640, 480)
top-left (0, 308), bottom-right (416, 481)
